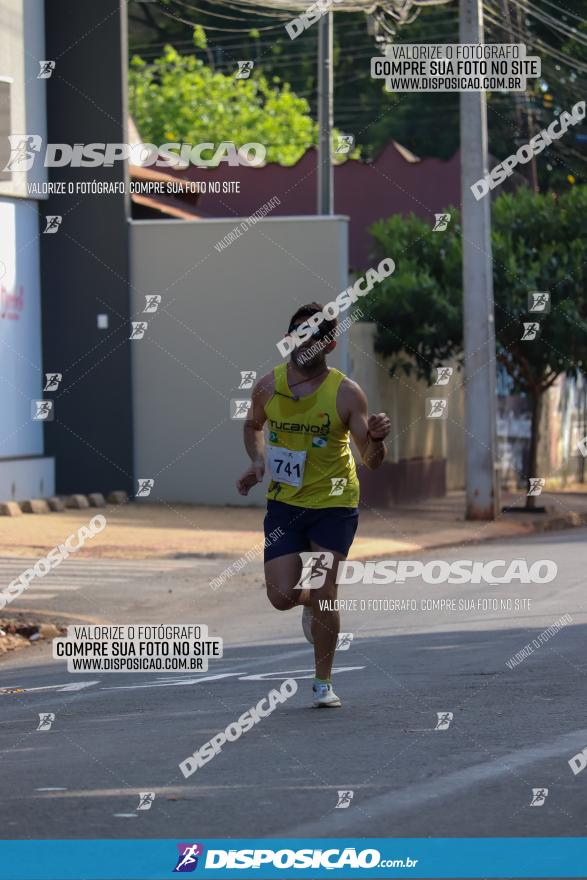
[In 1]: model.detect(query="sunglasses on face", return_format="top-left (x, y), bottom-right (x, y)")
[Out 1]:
top-left (288, 323), bottom-right (323, 339)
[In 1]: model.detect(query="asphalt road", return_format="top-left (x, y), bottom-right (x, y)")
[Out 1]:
top-left (1, 529), bottom-right (586, 841)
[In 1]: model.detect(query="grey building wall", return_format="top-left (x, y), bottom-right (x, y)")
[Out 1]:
top-left (130, 216), bottom-right (349, 506)
top-left (40, 0), bottom-right (133, 496)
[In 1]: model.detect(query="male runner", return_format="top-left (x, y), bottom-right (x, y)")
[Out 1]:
top-left (237, 303), bottom-right (390, 707)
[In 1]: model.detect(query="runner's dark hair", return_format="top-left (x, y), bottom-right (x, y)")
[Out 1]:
top-left (288, 302), bottom-right (337, 339)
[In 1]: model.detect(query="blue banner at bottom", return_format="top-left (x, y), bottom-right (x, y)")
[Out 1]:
top-left (0, 838), bottom-right (584, 879)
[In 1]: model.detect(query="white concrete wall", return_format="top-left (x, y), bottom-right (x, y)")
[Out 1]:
top-left (0, 197), bottom-right (44, 458)
top-left (0, 0), bottom-right (54, 500)
top-left (0, 456), bottom-right (54, 502)
top-left (130, 216), bottom-right (349, 505)
top-left (0, 0), bottom-right (48, 199)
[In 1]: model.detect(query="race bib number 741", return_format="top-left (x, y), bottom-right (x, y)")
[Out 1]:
top-left (267, 445), bottom-right (307, 488)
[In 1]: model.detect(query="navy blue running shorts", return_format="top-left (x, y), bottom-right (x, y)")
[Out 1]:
top-left (263, 500), bottom-right (359, 563)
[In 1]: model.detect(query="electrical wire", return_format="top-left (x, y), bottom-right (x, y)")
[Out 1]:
top-left (157, 3), bottom-right (288, 31)
top-left (211, 0), bottom-right (453, 13)
top-left (168, 0), bottom-right (292, 20)
top-left (533, 0), bottom-right (587, 25)
top-left (508, 0), bottom-right (587, 47)
top-left (130, 6), bottom-right (456, 50)
top-left (188, 0), bottom-right (294, 17)
top-left (483, 2), bottom-right (587, 73)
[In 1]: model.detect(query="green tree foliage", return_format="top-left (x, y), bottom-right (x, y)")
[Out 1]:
top-left (129, 38), bottom-right (317, 166)
top-left (367, 187), bottom-right (587, 494)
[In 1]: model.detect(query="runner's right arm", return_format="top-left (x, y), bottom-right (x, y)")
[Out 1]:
top-left (236, 372), bottom-right (274, 496)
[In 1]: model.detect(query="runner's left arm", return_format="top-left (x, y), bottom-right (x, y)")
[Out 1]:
top-left (339, 379), bottom-right (390, 470)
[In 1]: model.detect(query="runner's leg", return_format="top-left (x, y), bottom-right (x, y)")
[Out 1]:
top-left (265, 553), bottom-right (311, 610)
top-left (264, 501), bottom-right (312, 610)
top-left (307, 543), bottom-right (346, 681)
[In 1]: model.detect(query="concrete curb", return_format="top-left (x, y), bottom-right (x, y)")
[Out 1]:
top-left (0, 489), bottom-right (128, 515)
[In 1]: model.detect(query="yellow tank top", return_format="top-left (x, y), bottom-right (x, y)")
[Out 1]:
top-left (264, 364), bottom-right (360, 509)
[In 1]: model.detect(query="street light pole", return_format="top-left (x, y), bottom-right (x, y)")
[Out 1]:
top-left (460, 0), bottom-right (500, 519)
top-left (317, 10), bottom-right (333, 214)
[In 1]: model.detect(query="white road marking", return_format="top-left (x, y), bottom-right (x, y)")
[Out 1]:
top-left (101, 673), bottom-right (241, 691)
top-left (3, 681), bottom-right (99, 695)
top-left (0, 556), bottom-right (211, 604)
top-left (100, 666), bottom-right (366, 691)
top-left (18, 585), bottom-right (85, 592)
top-left (238, 666), bottom-right (365, 681)
top-left (56, 680), bottom-right (101, 692)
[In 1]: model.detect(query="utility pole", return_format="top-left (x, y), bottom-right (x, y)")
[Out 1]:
top-left (514, 0), bottom-right (539, 193)
top-left (501, 0), bottom-right (539, 192)
top-left (460, 0), bottom-right (500, 519)
top-left (317, 11), bottom-right (333, 214)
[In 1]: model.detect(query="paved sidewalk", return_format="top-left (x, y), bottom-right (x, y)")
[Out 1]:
top-left (2, 488), bottom-right (587, 561)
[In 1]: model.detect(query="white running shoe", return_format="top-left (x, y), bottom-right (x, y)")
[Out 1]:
top-left (312, 681), bottom-right (342, 708)
top-left (302, 605), bottom-right (314, 645)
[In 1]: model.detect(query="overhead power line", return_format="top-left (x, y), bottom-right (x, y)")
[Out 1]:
top-left (509, 0), bottom-right (587, 47)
